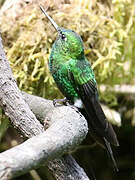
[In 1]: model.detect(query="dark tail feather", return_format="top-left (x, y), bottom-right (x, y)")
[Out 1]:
top-left (89, 162), bottom-right (97, 180)
top-left (103, 137), bottom-right (119, 172)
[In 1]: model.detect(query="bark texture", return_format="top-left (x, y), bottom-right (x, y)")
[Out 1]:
top-left (0, 106), bottom-right (87, 179)
top-left (0, 37), bottom-right (44, 137)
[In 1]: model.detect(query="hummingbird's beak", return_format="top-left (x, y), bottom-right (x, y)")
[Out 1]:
top-left (40, 5), bottom-right (59, 32)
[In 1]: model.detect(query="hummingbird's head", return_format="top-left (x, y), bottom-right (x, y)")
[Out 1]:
top-left (40, 6), bottom-right (84, 59)
top-left (54, 28), bottom-right (84, 59)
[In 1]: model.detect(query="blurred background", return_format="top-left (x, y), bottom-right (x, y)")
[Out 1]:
top-left (0, 0), bottom-right (135, 179)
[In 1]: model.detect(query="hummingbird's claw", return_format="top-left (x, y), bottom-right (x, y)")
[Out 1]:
top-left (53, 99), bottom-right (57, 106)
top-left (53, 97), bottom-right (69, 106)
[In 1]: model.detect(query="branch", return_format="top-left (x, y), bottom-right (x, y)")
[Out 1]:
top-left (21, 92), bottom-right (121, 127)
top-left (48, 155), bottom-right (90, 180)
top-left (102, 105), bottom-right (121, 127)
top-left (0, 105), bottom-right (87, 179)
top-left (100, 84), bottom-right (135, 95)
top-left (0, 34), bottom-right (89, 179)
top-left (0, 36), bottom-right (43, 137)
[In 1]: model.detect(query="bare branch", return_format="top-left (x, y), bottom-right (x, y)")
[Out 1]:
top-left (100, 84), bottom-right (135, 95)
top-left (102, 105), bottom-right (121, 127)
top-left (0, 105), bottom-right (87, 179)
top-left (48, 155), bottom-right (90, 180)
top-left (22, 91), bottom-right (121, 127)
top-left (0, 36), bottom-right (44, 137)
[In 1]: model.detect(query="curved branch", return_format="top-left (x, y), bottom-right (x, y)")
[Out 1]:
top-left (0, 105), bottom-right (87, 179)
top-left (22, 92), bottom-right (121, 127)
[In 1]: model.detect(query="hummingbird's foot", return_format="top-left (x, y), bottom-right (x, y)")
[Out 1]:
top-left (53, 98), bottom-right (79, 112)
top-left (53, 97), bottom-right (70, 106)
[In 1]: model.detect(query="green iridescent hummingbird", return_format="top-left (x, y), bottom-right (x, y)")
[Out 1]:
top-left (40, 6), bottom-right (119, 171)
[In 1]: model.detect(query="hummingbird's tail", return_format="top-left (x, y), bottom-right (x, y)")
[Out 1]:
top-left (78, 107), bottom-right (119, 171)
top-left (103, 137), bottom-right (119, 172)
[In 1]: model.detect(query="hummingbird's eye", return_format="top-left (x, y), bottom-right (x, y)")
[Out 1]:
top-left (61, 33), bottom-right (67, 41)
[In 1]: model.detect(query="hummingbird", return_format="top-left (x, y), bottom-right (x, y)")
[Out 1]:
top-left (40, 6), bottom-right (119, 171)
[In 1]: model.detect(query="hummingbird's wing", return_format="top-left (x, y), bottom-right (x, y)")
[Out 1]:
top-left (69, 60), bottom-right (119, 146)
top-left (69, 60), bottom-right (119, 171)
